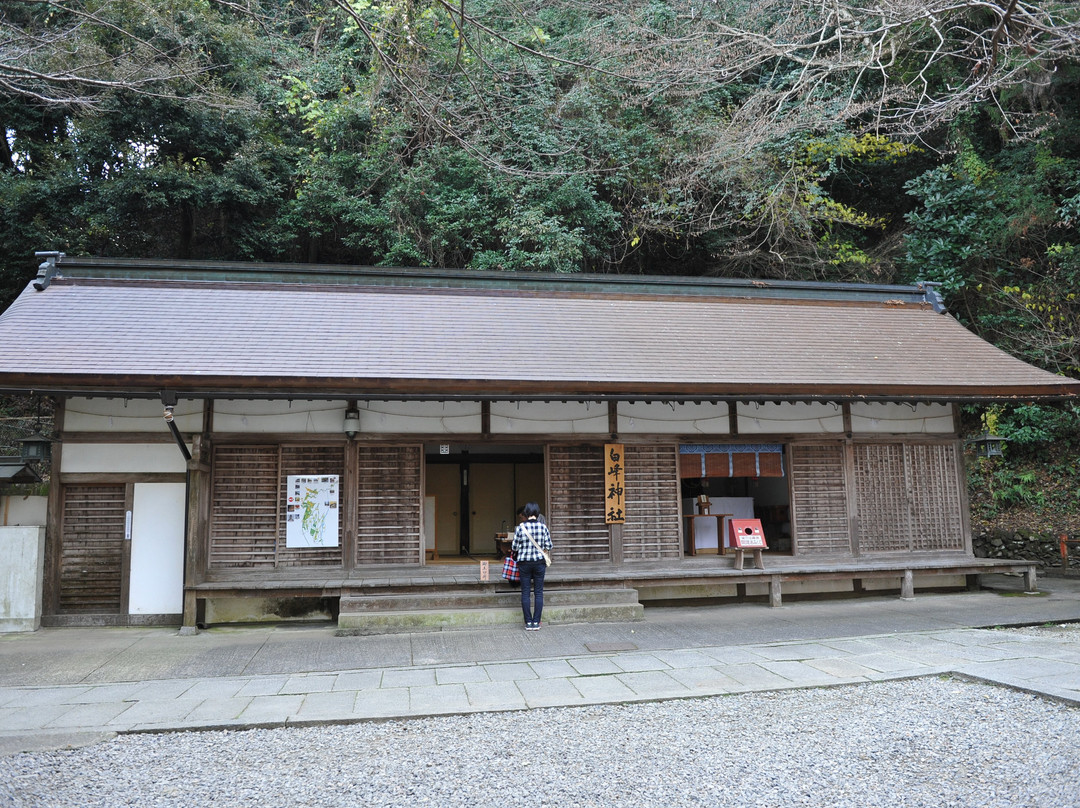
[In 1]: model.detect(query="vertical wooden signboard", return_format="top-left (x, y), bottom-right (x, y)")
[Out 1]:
top-left (605, 443), bottom-right (625, 524)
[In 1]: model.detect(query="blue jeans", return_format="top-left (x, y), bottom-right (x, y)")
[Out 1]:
top-left (518, 559), bottom-right (547, 624)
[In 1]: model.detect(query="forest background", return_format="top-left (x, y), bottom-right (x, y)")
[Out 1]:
top-left (2, 0), bottom-right (1080, 543)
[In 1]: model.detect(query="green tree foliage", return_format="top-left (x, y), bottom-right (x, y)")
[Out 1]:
top-left (0, 0), bottom-right (1078, 320)
top-left (900, 65), bottom-right (1080, 378)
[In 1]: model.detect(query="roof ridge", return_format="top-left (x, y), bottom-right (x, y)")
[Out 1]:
top-left (41, 254), bottom-right (942, 307)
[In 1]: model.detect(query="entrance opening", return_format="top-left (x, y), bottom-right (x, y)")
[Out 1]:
top-left (424, 444), bottom-right (545, 561)
top-left (679, 444), bottom-right (792, 555)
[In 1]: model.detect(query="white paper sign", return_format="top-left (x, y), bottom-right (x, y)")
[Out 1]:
top-left (286, 475), bottom-right (340, 548)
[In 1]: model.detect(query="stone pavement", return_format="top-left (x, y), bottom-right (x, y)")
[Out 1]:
top-left (2, 574), bottom-right (1079, 756)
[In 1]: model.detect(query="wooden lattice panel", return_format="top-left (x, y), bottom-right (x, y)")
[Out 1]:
top-left (854, 444), bottom-right (912, 552)
top-left (58, 484), bottom-right (126, 613)
top-left (622, 444), bottom-right (682, 560)
top-left (209, 445), bottom-right (279, 568)
top-left (790, 444), bottom-right (852, 555)
top-left (278, 445), bottom-right (346, 567)
top-left (547, 445), bottom-right (609, 561)
top-left (907, 443), bottom-right (964, 551)
top-left (356, 445), bottom-right (422, 565)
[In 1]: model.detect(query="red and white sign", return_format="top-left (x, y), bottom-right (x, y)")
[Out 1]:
top-left (728, 519), bottom-right (768, 549)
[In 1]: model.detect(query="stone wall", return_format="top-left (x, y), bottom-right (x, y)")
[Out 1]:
top-left (973, 529), bottom-right (1080, 571)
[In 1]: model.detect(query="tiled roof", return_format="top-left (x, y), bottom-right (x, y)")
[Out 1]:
top-left (0, 458), bottom-right (41, 483)
top-left (0, 261), bottom-right (1076, 402)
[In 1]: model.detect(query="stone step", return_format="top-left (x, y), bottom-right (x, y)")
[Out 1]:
top-left (336, 587), bottom-right (644, 634)
top-left (339, 586), bottom-right (639, 613)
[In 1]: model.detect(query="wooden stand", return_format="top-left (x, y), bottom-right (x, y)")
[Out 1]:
top-left (733, 547), bottom-right (765, 570)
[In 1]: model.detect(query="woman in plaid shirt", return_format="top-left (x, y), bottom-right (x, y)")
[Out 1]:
top-left (512, 502), bottom-right (553, 630)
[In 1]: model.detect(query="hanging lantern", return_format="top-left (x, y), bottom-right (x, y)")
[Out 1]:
top-left (19, 432), bottom-right (52, 463)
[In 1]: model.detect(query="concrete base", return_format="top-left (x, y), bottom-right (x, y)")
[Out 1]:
top-left (204, 596), bottom-right (336, 625)
top-left (0, 526), bottom-right (45, 633)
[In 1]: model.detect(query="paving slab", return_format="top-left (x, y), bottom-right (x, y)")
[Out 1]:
top-left (750, 642), bottom-right (844, 662)
top-left (408, 683), bottom-right (470, 714)
top-left (235, 677), bottom-right (289, 698)
top-left (570, 674), bottom-right (637, 701)
top-left (353, 687), bottom-right (410, 718)
top-left (435, 666), bottom-right (490, 685)
top-left (616, 670), bottom-right (690, 698)
top-left (464, 681), bottom-right (528, 711)
top-left (665, 666), bottom-right (742, 694)
top-left (237, 694), bottom-right (305, 724)
top-left (332, 670), bottom-right (384, 692)
top-left (759, 659), bottom-right (849, 687)
top-left (711, 663), bottom-right (795, 690)
top-left (381, 668), bottom-right (437, 689)
top-left (567, 656), bottom-right (624, 676)
top-left (609, 653), bottom-right (670, 673)
top-left (279, 674), bottom-right (339, 695)
top-left (169, 697), bottom-right (249, 724)
top-left (110, 698), bottom-right (203, 727)
top-left (516, 676), bottom-right (585, 708)
top-left (483, 662), bottom-right (538, 682)
top-left (294, 691), bottom-right (359, 720)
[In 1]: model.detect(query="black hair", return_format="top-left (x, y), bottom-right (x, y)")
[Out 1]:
top-left (523, 502), bottom-right (541, 519)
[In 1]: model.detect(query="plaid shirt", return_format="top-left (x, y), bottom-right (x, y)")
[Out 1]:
top-left (512, 518), bottom-right (552, 562)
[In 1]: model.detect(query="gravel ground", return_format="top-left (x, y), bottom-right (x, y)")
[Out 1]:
top-left (3, 675), bottom-right (1078, 808)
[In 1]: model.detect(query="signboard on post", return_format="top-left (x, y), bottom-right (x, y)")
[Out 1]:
top-left (604, 443), bottom-right (625, 524)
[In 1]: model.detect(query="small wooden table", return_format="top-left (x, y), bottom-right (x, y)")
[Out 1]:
top-left (495, 533), bottom-right (513, 559)
top-left (684, 514), bottom-right (732, 556)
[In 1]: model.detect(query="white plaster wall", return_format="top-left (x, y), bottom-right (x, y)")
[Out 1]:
top-left (738, 402), bottom-right (844, 434)
top-left (0, 526), bottom-right (45, 632)
top-left (129, 483), bottom-right (185, 615)
top-left (1, 495), bottom-right (47, 526)
top-left (358, 401), bottom-right (482, 434)
top-left (490, 401), bottom-right (608, 434)
top-left (213, 400), bottom-right (484, 434)
top-left (64, 396), bottom-right (203, 432)
top-left (850, 402), bottom-right (955, 434)
top-left (617, 402), bottom-right (730, 434)
top-left (213, 399), bottom-right (349, 433)
top-left (61, 443), bottom-right (188, 474)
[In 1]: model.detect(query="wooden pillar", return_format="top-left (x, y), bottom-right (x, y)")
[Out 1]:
top-left (769, 575), bottom-right (782, 607)
top-left (41, 399), bottom-right (66, 619)
top-left (900, 568), bottom-right (915, 600)
top-left (181, 432), bottom-right (211, 632)
top-left (610, 522), bottom-right (623, 564)
top-left (41, 441), bottom-right (64, 618)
